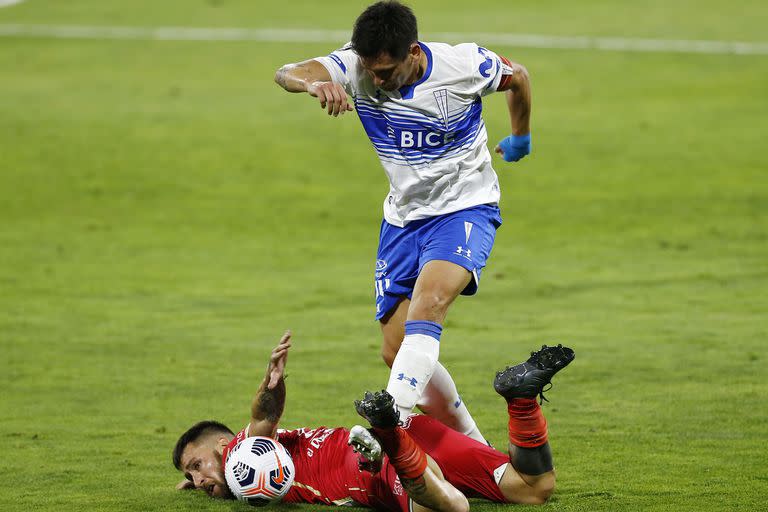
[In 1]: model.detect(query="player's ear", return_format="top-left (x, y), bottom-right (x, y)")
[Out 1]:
top-left (409, 42), bottom-right (421, 60)
top-left (216, 437), bottom-right (229, 452)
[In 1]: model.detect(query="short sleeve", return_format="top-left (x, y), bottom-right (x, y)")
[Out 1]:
top-left (456, 43), bottom-right (505, 97)
top-left (314, 43), bottom-right (359, 96)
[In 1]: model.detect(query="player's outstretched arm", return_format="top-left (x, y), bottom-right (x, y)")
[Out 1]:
top-left (274, 59), bottom-right (353, 116)
top-left (494, 59), bottom-right (532, 162)
top-left (248, 331), bottom-right (292, 438)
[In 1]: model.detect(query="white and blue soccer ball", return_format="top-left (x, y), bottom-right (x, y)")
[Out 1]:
top-left (224, 436), bottom-right (295, 506)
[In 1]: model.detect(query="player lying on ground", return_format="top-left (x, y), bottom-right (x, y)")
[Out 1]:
top-left (275, 1), bottom-right (533, 447)
top-left (173, 332), bottom-right (575, 510)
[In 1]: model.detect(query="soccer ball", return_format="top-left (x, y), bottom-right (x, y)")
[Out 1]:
top-left (224, 436), bottom-right (295, 506)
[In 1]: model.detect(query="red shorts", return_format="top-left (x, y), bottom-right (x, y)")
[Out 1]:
top-left (368, 415), bottom-right (510, 512)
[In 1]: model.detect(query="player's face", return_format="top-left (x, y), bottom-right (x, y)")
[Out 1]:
top-left (361, 44), bottom-right (422, 91)
top-left (179, 439), bottom-right (233, 499)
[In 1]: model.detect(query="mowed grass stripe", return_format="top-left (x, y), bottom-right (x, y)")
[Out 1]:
top-left (1, 23), bottom-right (767, 55)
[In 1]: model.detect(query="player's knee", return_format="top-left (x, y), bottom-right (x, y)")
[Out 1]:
top-left (530, 475), bottom-right (555, 504)
top-left (451, 493), bottom-right (470, 512)
top-left (410, 291), bottom-right (452, 320)
top-left (440, 485), bottom-right (470, 512)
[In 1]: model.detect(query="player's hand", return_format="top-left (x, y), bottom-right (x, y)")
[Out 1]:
top-left (307, 81), bottom-right (354, 117)
top-left (176, 479), bottom-right (195, 491)
top-left (267, 330), bottom-right (292, 389)
top-left (495, 133), bottom-right (531, 162)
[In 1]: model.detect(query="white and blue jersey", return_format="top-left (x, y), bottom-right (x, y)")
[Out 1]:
top-left (316, 42), bottom-right (507, 319)
top-left (316, 41), bottom-right (505, 227)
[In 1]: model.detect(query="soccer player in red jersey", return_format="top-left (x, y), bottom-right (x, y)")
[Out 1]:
top-left (173, 332), bottom-right (574, 510)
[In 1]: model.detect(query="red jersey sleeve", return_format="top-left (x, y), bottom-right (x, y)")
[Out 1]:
top-left (221, 424), bottom-right (250, 472)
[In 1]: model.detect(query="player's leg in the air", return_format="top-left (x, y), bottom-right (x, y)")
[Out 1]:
top-left (378, 205), bottom-right (500, 443)
top-left (351, 390), bottom-right (469, 512)
top-left (494, 344), bottom-right (575, 504)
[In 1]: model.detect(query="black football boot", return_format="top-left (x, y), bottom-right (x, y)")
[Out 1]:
top-left (494, 344), bottom-right (575, 403)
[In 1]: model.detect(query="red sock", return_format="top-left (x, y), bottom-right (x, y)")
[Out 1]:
top-left (373, 426), bottom-right (428, 480)
top-left (507, 398), bottom-right (548, 448)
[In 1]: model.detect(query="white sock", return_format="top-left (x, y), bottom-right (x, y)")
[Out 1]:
top-left (417, 362), bottom-right (488, 445)
top-left (386, 321), bottom-right (441, 419)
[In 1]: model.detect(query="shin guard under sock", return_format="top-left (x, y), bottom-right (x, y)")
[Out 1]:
top-left (507, 398), bottom-right (548, 448)
top-left (373, 426), bottom-right (428, 480)
top-left (506, 397), bottom-right (553, 475)
top-left (386, 321), bottom-right (441, 418)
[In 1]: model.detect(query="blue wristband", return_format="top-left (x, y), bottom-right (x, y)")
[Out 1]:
top-left (498, 133), bottom-right (531, 162)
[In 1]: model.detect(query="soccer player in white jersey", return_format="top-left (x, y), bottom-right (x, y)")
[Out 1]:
top-left (274, 1), bottom-right (532, 444)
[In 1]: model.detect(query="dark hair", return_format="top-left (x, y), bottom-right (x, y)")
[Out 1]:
top-left (172, 420), bottom-right (234, 470)
top-left (351, 1), bottom-right (418, 60)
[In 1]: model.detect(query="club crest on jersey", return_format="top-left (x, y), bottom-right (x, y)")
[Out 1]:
top-left (433, 89), bottom-right (450, 130)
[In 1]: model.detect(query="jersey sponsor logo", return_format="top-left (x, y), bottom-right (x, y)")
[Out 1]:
top-left (392, 476), bottom-right (404, 496)
top-left (394, 128), bottom-right (454, 149)
top-left (354, 97), bottom-right (485, 168)
top-left (296, 427), bottom-right (336, 458)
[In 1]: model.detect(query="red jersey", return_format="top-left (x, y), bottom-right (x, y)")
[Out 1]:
top-left (277, 427), bottom-right (376, 506)
top-left (222, 416), bottom-right (509, 511)
top-left (221, 425), bottom-right (249, 469)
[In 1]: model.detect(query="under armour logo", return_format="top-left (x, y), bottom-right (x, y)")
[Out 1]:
top-left (397, 373), bottom-right (418, 387)
top-left (456, 246), bottom-right (472, 259)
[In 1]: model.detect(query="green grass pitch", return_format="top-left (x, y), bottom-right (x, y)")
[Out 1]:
top-left (1, 1), bottom-right (767, 511)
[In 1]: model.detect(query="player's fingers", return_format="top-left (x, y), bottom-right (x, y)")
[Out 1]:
top-left (328, 87), bottom-right (340, 116)
top-left (322, 85), bottom-right (332, 114)
top-left (339, 90), bottom-right (350, 116)
top-left (335, 85), bottom-right (349, 116)
top-left (333, 85), bottom-right (347, 116)
top-left (494, 145), bottom-right (502, 154)
top-left (272, 347), bottom-right (290, 360)
top-left (316, 88), bottom-right (328, 109)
